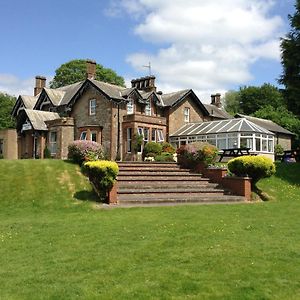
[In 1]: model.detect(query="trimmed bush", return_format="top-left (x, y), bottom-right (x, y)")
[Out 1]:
top-left (81, 160), bottom-right (119, 201)
top-left (228, 155), bottom-right (276, 188)
top-left (44, 147), bottom-right (51, 159)
top-left (155, 152), bottom-right (175, 162)
top-left (68, 140), bottom-right (104, 165)
top-left (161, 142), bottom-right (176, 154)
top-left (143, 142), bottom-right (162, 157)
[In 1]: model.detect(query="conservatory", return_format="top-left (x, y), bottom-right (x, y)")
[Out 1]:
top-left (170, 118), bottom-right (275, 159)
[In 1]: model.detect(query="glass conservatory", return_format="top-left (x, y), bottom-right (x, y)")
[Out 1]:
top-left (170, 118), bottom-right (275, 156)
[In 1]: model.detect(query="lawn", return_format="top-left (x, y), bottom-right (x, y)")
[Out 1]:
top-left (0, 160), bottom-right (300, 299)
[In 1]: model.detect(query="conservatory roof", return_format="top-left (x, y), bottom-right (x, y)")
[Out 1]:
top-left (170, 118), bottom-right (274, 137)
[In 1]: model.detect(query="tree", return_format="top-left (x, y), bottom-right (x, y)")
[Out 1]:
top-left (254, 105), bottom-right (300, 147)
top-left (279, 0), bottom-right (300, 115)
top-left (224, 90), bottom-right (241, 115)
top-left (239, 83), bottom-right (285, 115)
top-left (50, 59), bottom-right (125, 88)
top-left (0, 92), bottom-right (16, 129)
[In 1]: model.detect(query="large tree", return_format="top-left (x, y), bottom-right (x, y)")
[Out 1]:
top-left (224, 84), bottom-right (284, 115)
top-left (50, 59), bottom-right (125, 88)
top-left (279, 0), bottom-right (300, 115)
top-left (0, 92), bottom-right (16, 129)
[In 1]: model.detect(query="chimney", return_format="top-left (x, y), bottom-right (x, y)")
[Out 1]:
top-left (34, 76), bottom-right (46, 96)
top-left (131, 75), bottom-right (156, 92)
top-left (86, 59), bottom-right (96, 80)
top-left (211, 93), bottom-right (222, 108)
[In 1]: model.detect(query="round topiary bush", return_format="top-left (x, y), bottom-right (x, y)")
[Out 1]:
top-left (68, 140), bottom-right (104, 165)
top-left (228, 155), bottom-right (276, 188)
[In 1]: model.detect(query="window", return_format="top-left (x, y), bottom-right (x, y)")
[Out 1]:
top-left (80, 131), bottom-right (87, 140)
top-left (0, 139), bottom-right (3, 155)
top-left (157, 129), bottom-right (164, 142)
top-left (127, 128), bottom-right (132, 153)
top-left (49, 132), bottom-right (57, 154)
top-left (145, 101), bottom-right (151, 116)
top-left (184, 107), bottom-right (190, 122)
top-left (91, 131), bottom-right (97, 142)
top-left (89, 99), bottom-right (96, 115)
top-left (151, 128), bottom-right (156, 141)
top-left (144, 128), bottom-right (149, 143)
top-left (127, 99), bottom-right (134, 114)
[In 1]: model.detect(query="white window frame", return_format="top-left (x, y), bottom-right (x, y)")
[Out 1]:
top-left (184, 107), bottom-right (190, 122)
top-left (145, 101), bottom-right (151, 116)
top-left (127, 99), bottom-right (134, 115)
top-left (127, 128), bottom-right (132, 153)
top-left (157, 129), bottom-right (164, 142)
top-left (49, 131), bottom-right (57, 155)
top-left (90, 131), bottom-right (97, 142)
top-left (89, 99), bottom-right (96, 115)
top-left (80, 131), bottom-right (87, 140)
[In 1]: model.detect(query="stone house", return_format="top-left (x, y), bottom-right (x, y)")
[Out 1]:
top-left (12, 60), bottom-right (222, 160)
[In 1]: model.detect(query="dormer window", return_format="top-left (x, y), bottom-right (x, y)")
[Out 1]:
top-left (184, 107), bottom-right (190, 122)
top-left (127, 99), bottom-right (134, 114)
top-left (89, 99), bottom-right (96, 115)
top-left (145, 101), bottom-right (151, 116)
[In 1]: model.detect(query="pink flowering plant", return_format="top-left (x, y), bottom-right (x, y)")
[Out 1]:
top-left (68, 140), bottom-right (104, 165)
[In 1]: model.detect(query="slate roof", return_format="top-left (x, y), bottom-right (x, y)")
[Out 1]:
top-left (90, 79), bottom-right (125, 100)
top-left (57, 81), bottom-right (85, 105)
top-left (44, 88), bottom-right (65, 106)
top-left (160, 89), bottom-right (191, 107)
top-left (235, 114), bottom-right (295, 136)
top-left (204, 104), bottom-right (233, 120)
top-left (171, 118), bottom-right (274, 137)
top-left (24, 109), bottom-right (60, 131)
top-left (20, 95), bottom-right (39, 109)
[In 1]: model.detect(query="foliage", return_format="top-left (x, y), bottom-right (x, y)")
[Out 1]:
top-left (224, 90), bottom-right (241, 115)
top-left (176, 142), bottom-right (219, 168)
top-left (50, 59), bottom-right (125, 88)
top-left (43, 147), bottom-right (51, 159)
top-left (154, 152), bottom-right (175, 162)
top-left (0, 92), bottom-right (16, 129)
top-left (274, 144), bottom-right (284, 159)
top-left (1, 160), bottom-right (300, 298)
top-left (279, 0), bottom-right (300, 115)
top-left (239, 84), bottom-right (285, 115)
top-left (254, 105), bottom-right (300, 147)
top-left (81, 160), bottom-right (118, 201)
top-left (228, 155), bottom-right (276, 188)
top-left (0, 154), bottom-right (3, 159)
top-left (68, 140), bottom-right (104, 165)
top-left (143, 142), bottom-right (162, 157)
top-left (132, 134), bottom-right (144, 153)
top-left (161, 142), bottom-right (176, 154)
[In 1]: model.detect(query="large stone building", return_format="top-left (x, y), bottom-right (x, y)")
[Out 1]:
top-left (8, 60), bottom-right (294, 160)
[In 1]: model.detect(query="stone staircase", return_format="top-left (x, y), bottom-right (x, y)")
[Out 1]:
top-left (116, 162), bottom-right (246, 206)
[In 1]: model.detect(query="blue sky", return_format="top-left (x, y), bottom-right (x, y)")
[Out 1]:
top-left (0, 0), bottom-right (296, 102)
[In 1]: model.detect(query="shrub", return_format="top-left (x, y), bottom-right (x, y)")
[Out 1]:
top-left (161, 142), bottom-right (176, 154)
top-left (155, 152), bottom-right (175, 162)
top-left (81, 160), bottom-right (119, 201)
top-left (0, 154), bottom-right (3, 159)
top-left (176, 142), bottom-right (219, 168)
top-left (44, 147), bottom-right (51, 159)
top-left (228, 155), bottom-right (276, 188)
top-left (143, 142), bottom-right (162, 158)
top-left (68, 140), bottom-right (104, 165)
top-left (274, 144), bottom-right (284, 156)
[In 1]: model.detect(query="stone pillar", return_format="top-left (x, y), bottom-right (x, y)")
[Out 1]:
top-left (40, 135), bottom-right (46, 159)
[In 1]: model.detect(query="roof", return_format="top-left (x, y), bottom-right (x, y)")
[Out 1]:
top-left (24, 109), bottom-right (60, 131)
top-left (57, 81), bottom-right (85, 105)
top-left (235, 114), bottom-right (295, 136)
top-left (20, 95), bottom-right (38, 109)
top-left (43, 88), bottom-right (66, 106)
top-left (170, 118), bottom-right (274, 137)
top-left (160, 89), bottom-right (191, 106)
top-left (90, 79), bottom-right (125, 100)
top-left (204, 104), bottom-right (233, 119)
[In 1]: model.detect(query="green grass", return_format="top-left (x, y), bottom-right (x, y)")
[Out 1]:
top-left (0, 160), bottom-right (300, 299)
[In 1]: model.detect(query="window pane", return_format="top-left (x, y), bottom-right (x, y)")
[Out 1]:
top-left (151, 129), bottom-right (156, 141)
top-left (240, 138), bottom-right (253, 150)
top-left (144, 128), bottom-right (149, 142)
top-left (127, 99), bottom-right (134, 114)
top-left (217, 139), bottom-right (226, 150)
top-left (157, 129), bottom-right (164, 142)
top-left (184, 108), bottom-right (190, 122)
top-left (145, 102), bottom-right (151, 116)
top-left (262, 139), bottom-right (267, 151)
top-left (89, 99), bottom-right (96, 115)
top-left (256, 138), bottom-right (261, 151)
top-left (127, 128), bottom-right (132, 153)
top-left (228, 138), bottom-right (238, 148)
top-left (91, 132), bottom-right (97, 142)
top-left (80, 131), bottom-right (87, 140)
top-left (268, 140), bottom-right (274, 153)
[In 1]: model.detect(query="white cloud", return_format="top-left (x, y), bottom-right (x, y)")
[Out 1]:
top-left (0, 74), bottom-right (53, 97)
top-left (108, 0), bottom-right (284, 102)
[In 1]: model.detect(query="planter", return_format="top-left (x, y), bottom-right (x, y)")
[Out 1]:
top-left (221, 176), bottom-right (251, 200)
top-left (108, 183), bottom-right (118, 204)
top-left (193, 162), bottom-right (206, 173)
top-left (204, 167), bottom-right (227, 183)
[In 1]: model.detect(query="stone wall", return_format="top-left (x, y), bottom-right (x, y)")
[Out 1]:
top-left (0, 129), bottom-right (18, 159)
top-left (276, 134), bottom-right (292, 150)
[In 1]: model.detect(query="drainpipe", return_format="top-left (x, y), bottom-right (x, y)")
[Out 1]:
top-left (116, 103), bottom-right (121, 161)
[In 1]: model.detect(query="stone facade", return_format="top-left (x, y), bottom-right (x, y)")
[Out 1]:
top-left (0, 129), bottom-right (18, 159)
top-left (276, 134), bottom-right (292, 151)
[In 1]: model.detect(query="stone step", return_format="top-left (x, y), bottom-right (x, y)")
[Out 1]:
top-left (118, 167), bottom-right (189, 172)
top-left (117, 175), bottom-right (205, 181)
top-left (118, 195), bottom-right (246, 205)
top-left (118, 187), bottom-right (225, 194)
top-left (117, 181), bottom-right (216, 188)
top-left (118, 171), bottom-right (199, 176)
top-left (118, 162), bottom-right (177, 168)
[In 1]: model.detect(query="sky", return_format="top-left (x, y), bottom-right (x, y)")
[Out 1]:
top-left (0, 0), bottom-right (296, 103)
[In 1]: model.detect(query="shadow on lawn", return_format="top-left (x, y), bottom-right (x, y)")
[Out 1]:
top-left (274, 162), bottom-right (300, 186)
top-left (73, 190), bottom-right (100, 202)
